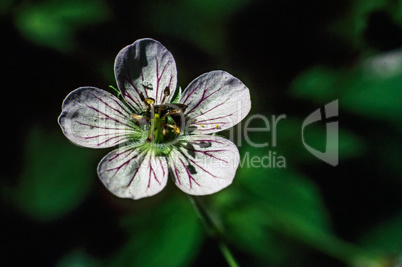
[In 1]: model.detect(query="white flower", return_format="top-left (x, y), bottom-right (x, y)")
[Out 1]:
top-left (58, 38), bottom-right (251, 200)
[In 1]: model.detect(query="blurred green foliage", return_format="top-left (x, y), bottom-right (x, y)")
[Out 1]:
top-left (14, 0), bottom-right (110, 52)
top-left (2, 0), bottom-right (402, 266)
top-left (291, 57), bottom-right (402, 125)
top-left (214, 154), bottom-right (378, 265)
top-left (16, 128), bottom-right (96, 221)
top-left (144, 0), bottom-right (248, 56)
top-left (57, 250), bottom-right (100, 267)
top-left (330, 0), bottom-right (388, 47)
top-left (110, 196), bottom-right (203, 267)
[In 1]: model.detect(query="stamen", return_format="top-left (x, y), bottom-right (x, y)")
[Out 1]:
top-left (166, 124), bottom-right (180, 134)
top-left (161, 104), bottom-right (187, 120)
top-left (139, 92), bottom-right (145, 102)
top-left (130, 114), bottom-right (144, 120)
top-left (141, 95), bottom-right (156, 119)
top-left (130, 113), bottom-right (147, 126)
top-left (137, 101), bottom-right (187, 144)
top-left (146, 131), bottom-right (155, 143)
top-left (173, 125), bottom-right (181, 134)
top-left (144, 97), bottom-right (155, 106)
top-left (164, 86), bottom-right (170, 96)
top-left (161, 86), bottom-right (170, 104)
top-left (140, 92), bottom-right (155, 110)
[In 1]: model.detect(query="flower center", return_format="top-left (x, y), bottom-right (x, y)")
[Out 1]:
top-left (130, 100), bottom-right (187, 144)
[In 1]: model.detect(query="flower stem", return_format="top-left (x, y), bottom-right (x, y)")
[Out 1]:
top-left (218, 240), bottom-right (240, 267)
top-left (189, 196), bottom-right (239, 267)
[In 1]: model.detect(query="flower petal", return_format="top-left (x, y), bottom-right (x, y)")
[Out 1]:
top-left (180, 70), bottom-right (251, 134)
top-left (169, 135), bottom-right (240, 195)
top-left (58, 87), bottom-right (135, 148)
top-left (98, 145), bottom-right (169, 199)
top-left (114, 38), bottom-right (177, 111)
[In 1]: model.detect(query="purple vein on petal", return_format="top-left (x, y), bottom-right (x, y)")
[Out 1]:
top-left (181, 146), bottom-right (229, 164)
top-left (105, 148), bottom-right (145, 180)
top-left (193, 114), bottom-right (233, 123)
top-left (158, 157), bottom-right (166, 177)
top-left (100, 136), bottom-right (128, 147)
top-left (124, 75), bottom-right (145, 100)
top-left (181, 84), bottom-right (201, 104)
top-left (90, 93), bottom-right (129, 119)
top-left (126, 150), bottom-right (148, 187)
top-left (167, 75), bottom-right (174, 103)
top-left (139, 69), bottom-right (149, 98)
top-left (154, 57), bottom-right (159, 103)
top-left (84, 103), bottom-right (128, 126)
top-left (196, 128), bottom-right (224, 132)
top-left (148, 156), bottom-right (161, 188)
top-left (110, 97), bottom-right (133, 116)
top-left (173, 165), bottom-right (181, 185)
top-left (191, 138), bottom-right (226, 145)
top-left (190, 99), bottom-right (232, 120)
top-left (177, 156), bottom-right (200, 189)
top-left (192, 101), bottom-right (230, 123)
top-left (178, 149), bottom-right (217, 178)
top-left (75, 121), bottom-right (127, 131)
top-left (122, 62), bottom-right (140, 101)
top-left (127, 167), bottom-right (140, 187)
top-left (108, 146), bottom-right (134, 162)
top-left (156, 59), bottom-right (170, 103)
top-left (185, 86), bottom-right (208, 115)
top-left (188, 157), bottom-right (217, 178)
top-left (124, 77), bottom-right (147, 106)
top-left (83, 132), bottom-right (122, 139)
top-left (185, 85), bottom-right (225, 116)
top-left (194, 122), bottom-right (229, 126)
top-left (124, 90), bottom-right (143, 112)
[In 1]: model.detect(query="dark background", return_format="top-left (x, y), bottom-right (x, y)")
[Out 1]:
top-left (2, 0), bottom-right (402, 266)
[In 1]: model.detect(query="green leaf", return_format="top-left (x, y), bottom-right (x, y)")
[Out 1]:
top-left (57, 250), bottom-right (101, 267)
top-left (342, 54), bottom-right (402, 123)
top-left (290, 66), bottom-right (341, 102)
top-left (213, 160), bottom-right (373, 264)
top-left (14, 0), bottom-right (111, 52)
top-left (144, 0), bottom-right (248, 56)
top-left (109, 195), bottom-right (203, 267)
top-left (360, 212), bottom-right (402, 255)
top-left (291, 52), bottom-right (402, 126)
top-left (329, 0), bottom-right (387, 47)
top-left (236, 115), bottom-right (364, 166)
top-left (241, 168), bottom-right (332, 233)
top-left (0, 0), bottom-right (13, 15)
top-left (16, 127), bottom-right (96, 221)
top-left (385, 0), bottom-right (402, 27)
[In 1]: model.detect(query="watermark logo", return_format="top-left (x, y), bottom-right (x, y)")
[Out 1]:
top-left (66, 96), bottom-right (340, 168)
top-left (301, 100), bottom-right (338, 166)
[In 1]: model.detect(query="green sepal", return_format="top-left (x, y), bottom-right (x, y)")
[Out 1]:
top-left (172, 86), bottom-right (182, 103)
top-left (109, 85), bottom-right (121, 98)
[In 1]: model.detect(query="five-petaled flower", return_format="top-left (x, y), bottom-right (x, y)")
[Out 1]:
top-left (58, 38), bottom-right (251, 200)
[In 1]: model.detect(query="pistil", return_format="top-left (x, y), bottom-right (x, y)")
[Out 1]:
top-left (130, 94), bottom-right (187, 144)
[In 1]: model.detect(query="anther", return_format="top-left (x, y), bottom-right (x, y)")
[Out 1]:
top-left (130, 114), bottom-right (144, 120)
top-left (139, 92), bottom-right (145, 102)
top-left (130, 113), bottom-right (147, 128)
top-left (161, 86), bottom-right (170, 104)
top-left (166, 124), bottom-right (181, 134)
top-left (164, 86), bottom-right (170, 96)
top-left (144, 98), bottom-right (155, 106)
